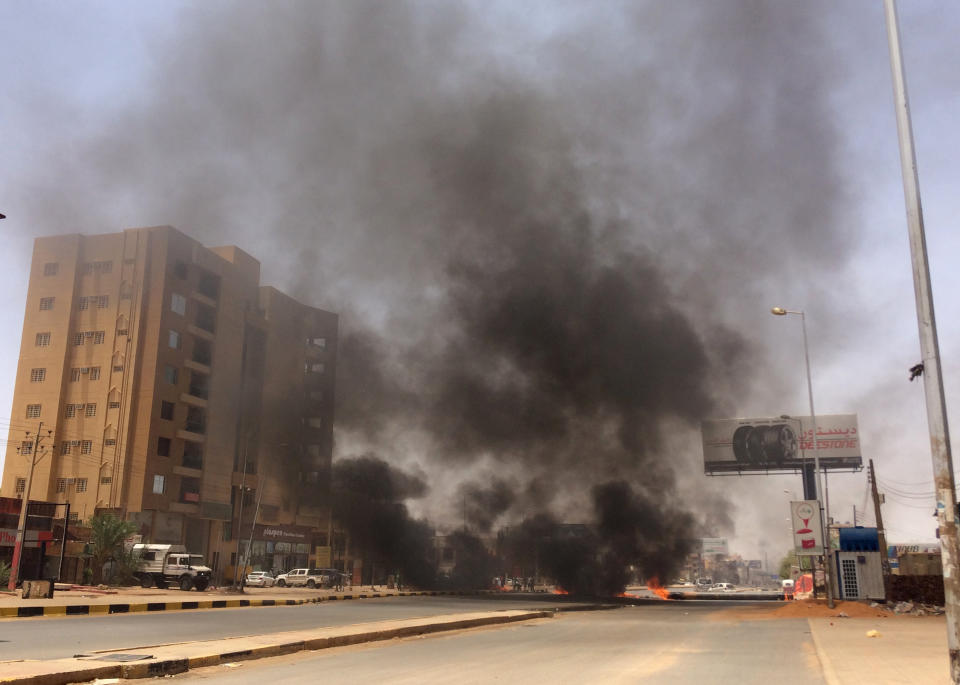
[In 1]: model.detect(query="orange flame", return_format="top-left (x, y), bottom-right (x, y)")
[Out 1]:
top-left (552, 587), bottom-right (569, 595)
top-left (647, 577), bottom-right (670, 600)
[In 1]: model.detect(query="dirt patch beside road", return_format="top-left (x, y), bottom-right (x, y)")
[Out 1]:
top-left (711, 599), bottom-right (938, 622)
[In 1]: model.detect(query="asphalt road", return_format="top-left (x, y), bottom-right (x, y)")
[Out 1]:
top-left (0, 595), bottom-right (570, 661)
top-left (175, 603), bottom-right (826, 685)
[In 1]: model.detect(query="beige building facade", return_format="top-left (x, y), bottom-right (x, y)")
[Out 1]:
top-left (1, 226), bottom-right (337, 577)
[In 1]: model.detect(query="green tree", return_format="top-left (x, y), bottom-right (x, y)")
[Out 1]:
top-left (778, 551), bottom-right (798, 579)
top-left (0, 560), bottom-right (10, 586)
top-left (88, 512), bottom-right (139, 585)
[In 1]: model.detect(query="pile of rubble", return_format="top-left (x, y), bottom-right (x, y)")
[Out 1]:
top-left (870, 600), bottom-right (945, 616)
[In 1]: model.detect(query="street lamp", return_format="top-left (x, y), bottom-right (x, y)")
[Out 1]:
top-left (771, 306), bottom-right (835, 608)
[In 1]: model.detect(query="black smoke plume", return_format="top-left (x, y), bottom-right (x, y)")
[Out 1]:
top-left (331, 455), bottom-right (435, 588)
top-left (9, 1), bottom-right (856, 584)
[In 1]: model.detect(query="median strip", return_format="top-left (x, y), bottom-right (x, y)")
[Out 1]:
top-left (0, 590), bottom-right (449, 620)
top-left (0, 608), bottom-right (556, 684)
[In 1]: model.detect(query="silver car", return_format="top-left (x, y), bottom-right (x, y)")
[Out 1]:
top-left (245, 571), bottom-right (276, 587)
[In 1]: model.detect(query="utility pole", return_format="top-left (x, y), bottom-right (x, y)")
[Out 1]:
top-left (239, 482), bottom-right (265, 591)
top-left (884, 2), bottom-right (960, 680)
top-left (8, 423), bottom-right (46, 591)
top-left (231, 439), bottom-right (249, 589)
top-left (868, 460), bottom-right (892, 601)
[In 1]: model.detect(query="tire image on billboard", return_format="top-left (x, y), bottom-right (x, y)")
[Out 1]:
top-left (732, 424), bottom-right (797, 465)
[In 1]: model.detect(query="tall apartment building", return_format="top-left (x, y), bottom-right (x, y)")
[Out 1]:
top-left (0, 226), bottom-right (337, 574)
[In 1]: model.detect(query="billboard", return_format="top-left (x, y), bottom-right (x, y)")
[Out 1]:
top-left (702, 414), bottom-right (862, 474)
top-left (790, 500), bottom-right (824, 556)
top-left (701, 538), bottom-right (728, 555)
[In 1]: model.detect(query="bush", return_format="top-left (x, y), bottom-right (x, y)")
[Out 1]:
top-left (0, 560), bottom-right (10, 586)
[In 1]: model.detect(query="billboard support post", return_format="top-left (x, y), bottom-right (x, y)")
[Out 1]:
top-left (884, 2), bottom-right (960, 680)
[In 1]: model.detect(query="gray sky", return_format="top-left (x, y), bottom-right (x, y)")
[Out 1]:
top-left (1, 1), bottom-right (958, 566)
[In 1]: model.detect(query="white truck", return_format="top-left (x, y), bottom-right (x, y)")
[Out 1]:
top-left (132, 543), bottom-right (212, 591)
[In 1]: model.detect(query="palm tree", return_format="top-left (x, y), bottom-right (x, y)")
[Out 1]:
top-left (88, 512), bottom-right (139, 585)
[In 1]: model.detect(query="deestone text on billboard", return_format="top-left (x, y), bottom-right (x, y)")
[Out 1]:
top-left (701, 414), bottom-right (862, 474)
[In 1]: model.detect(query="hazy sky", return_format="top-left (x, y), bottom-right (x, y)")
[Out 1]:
top-left (1, 1), bottom-right (958, 566)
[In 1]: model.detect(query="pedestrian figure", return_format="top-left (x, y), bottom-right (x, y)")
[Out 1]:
top-left (396, 572), bottom-right (402, 592)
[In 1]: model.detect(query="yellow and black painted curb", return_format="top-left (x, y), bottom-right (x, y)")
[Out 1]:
top-left (0, 590), bottom-right (479, 619)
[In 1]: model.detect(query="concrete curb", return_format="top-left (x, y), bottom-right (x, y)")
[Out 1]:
top-left (0, 590), bottom-right (466, 620)
top-left (806, 617), bottom-right (841, 685)
top-left (0, 609), bottom-right (555, 684)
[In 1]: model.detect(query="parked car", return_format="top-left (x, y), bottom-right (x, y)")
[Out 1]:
top-left (712, 582), bottom-right (735, 591)
top-left (275, 568), bottom-right (330, 588)
top-left (245, 571), bottom-right (276, 588)
top-left (132, 543), bottom-right (212, 591)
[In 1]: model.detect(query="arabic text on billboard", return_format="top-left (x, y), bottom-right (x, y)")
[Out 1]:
top-left (702, 414), bottom-right (862, 474)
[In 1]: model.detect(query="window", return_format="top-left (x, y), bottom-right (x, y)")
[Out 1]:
top-left (80, 440), bottom-right (92, 454)
top-left (104, 438), bottom-right (116, 446)
top-left (113, 365), bottom-right (124, 373)
top-left (39, 297), bottom-right (55, 311)
top-left (83, 261), bottom-right (112, 274)
top-left (30, 368), bottom-right (45, 383)
top-left (89, 366), bottom-right (101, 381)
top-left (163, 365), bottom-right (179, 385)
top-left (180, 476), bottom-right (201, 503)
top-left (195, 303), bottom-right (216, 333)
top-left (168, 330), bottom-right (181, 350)
top-left (120, 282), bottom-right (133, 299)
top-left (65, 404), bottom-right (78, 418)
top-left (61, 442), bottom-right (72, 456)
top-left (192, 338), bottom-right (212, 366)
top-left (78, 296), bottom-right (90, 311)
top-left (93, 331), bottom-right (105, 344)
top-left (171, 293), bottom-right (187, 316)
top-left (117, 329), bottom-right (128, 336)
top-left (56, 478), bottom-right (67, 493)
top-left (152, 475), bottom-right (165, 494)
top-left (72, 332), bottom-right (84, 346)
top-left (100, 476), bottom-right (112, 484)
top-left (185, 406), bottom-right (206, 434)
top-left (16, 478), bottom-right (26, 495)
top-left (20, 441), bottom-right (33, 455)
top-left (160, 401), bottom-right (175, 420)
top-left (70, 368), bottom-right (81, 382)
top-left (68, 512), bottom-right (79, 522)
top-left (43, 262), bottom-right (59, 276)
top-left (157, 436), bottom-right (171, 457)
top-left (109, 401), bottom-right (121, 409)
top-left (75, 478), bottom-right (88, 493)
top-left (35, 332), bottom-right (51, 347)
top-left (182, 441), bottom-right (203, 469)
top-left (309, 390), bottom-right (323, 401)
top-left (96, 295), bottom-right (109, 309)
top-left (198, 271), bottom-right (220, 299)
top-left (85, 403), bottom-right (97, 417)
top-left (308, 363), bottom-right (325, 374)
top-left (25, 404), bottom-right (41, 419)
top-left (308, 337), bottom-right (327, 349)
top-left (174, 261), bottom-right (188, 279)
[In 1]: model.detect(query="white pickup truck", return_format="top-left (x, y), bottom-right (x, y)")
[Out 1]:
top-left (132, 543), bottom-right (212, 591)
top-left (275, 568), bottom-right (329, 588)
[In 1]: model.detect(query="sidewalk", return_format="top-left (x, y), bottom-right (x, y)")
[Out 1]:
top-left (0, 584), bottom-right (446, 619)
top-left (808, 615), bottom-right (949, 685)
top-left (0, 608), bottom-right (554, 684)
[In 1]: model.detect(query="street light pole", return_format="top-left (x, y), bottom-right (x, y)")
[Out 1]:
top-left (884, 2), bottom-right (960, 679)
top-left (772, 308), bottom-right (835, 608)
